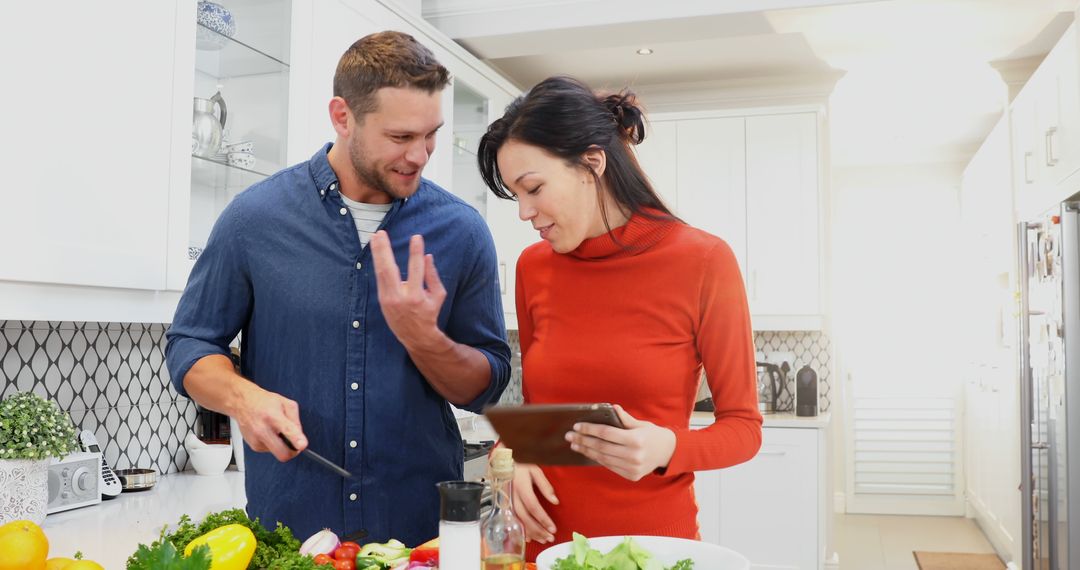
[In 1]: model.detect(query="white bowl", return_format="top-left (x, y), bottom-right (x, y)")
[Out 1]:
top-left (188, 444), bottom-right (232, 476)
top-left (536, 535), bottom-right (749, 570)
top-left (223, 140), bottom-right (254, 154)
top-left (227, 151), bottom-right (255, 169)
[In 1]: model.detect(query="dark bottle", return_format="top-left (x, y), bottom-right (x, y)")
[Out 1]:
top-left (796, 365), bottom-right (819, 417)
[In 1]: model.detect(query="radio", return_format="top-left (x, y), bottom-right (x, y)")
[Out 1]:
top-left (46, 451), bottom-right (102, 514)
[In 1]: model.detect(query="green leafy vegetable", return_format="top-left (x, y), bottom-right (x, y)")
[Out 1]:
top-left (127, 541), bottom-right (213, 570)
top-left (551, 533), bottom-right (693, 570)
top-left (126, 508), bottom-right (321, 570)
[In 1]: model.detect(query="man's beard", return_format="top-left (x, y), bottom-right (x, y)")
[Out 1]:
top-left (348, 136), bottom-right (420, 200)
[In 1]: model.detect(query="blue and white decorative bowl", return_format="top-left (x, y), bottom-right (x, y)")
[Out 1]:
top-left (196, 1), bottom-right (236, 51)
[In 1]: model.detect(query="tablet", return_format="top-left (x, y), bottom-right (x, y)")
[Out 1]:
top-left (482, 403), bottom-right (625, 466)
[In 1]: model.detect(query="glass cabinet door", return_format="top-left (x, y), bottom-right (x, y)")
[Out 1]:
top-left (450, 81), bottom-right (490, 217)
top-left (188, 0), bottom-right (291, 261)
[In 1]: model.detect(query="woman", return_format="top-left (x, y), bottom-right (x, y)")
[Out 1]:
top-left (477, 76), bottom-right (762, 559)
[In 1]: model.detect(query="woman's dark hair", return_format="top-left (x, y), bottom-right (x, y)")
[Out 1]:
top-left (477, 76), bottom-right (676, 232)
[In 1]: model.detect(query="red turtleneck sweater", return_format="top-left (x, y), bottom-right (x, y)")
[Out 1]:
top-left (516, 211), bottom-right (762, 560)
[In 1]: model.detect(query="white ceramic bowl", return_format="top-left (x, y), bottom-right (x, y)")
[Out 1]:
top-left (536, 535), bottom-right (749, 570)
top-left (223, 140), bottom-right (254, 154)
top-left (188, 444), bottom-right (232, 476)
top-left (227, 151), bottom-right (255, 169)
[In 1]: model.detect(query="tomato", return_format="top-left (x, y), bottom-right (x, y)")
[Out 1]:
top-left (333, 559), bottom-right (356, 570)
top-left (334, 544), bottom-right (361, 561)
top-left (313, 553), bottom-right (335, 566)
top-left (340, 541), bottom-right (363, 551)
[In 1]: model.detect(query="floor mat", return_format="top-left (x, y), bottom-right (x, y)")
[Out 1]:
top-left (913, 551), bottom-right (1006, 570)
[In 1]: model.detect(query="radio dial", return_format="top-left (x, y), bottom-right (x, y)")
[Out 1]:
top-left (72, 467), bottom-right (92, 495)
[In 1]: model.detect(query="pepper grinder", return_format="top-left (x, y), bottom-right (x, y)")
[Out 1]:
top-left (795, 365), bottom-right (819, 417)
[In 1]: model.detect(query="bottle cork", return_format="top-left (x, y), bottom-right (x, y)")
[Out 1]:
top-left (491, 447), bottom-right (514, 479)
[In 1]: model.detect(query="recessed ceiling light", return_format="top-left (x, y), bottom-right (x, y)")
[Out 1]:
top-left (636, 48), bottom-right (653, 56)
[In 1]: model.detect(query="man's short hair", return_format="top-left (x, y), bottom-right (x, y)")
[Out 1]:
top-left (333, 30), bottom-right (451, 121)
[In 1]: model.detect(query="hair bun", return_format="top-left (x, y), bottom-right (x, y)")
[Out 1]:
top-left (602, 91), bottom-right (645, 144)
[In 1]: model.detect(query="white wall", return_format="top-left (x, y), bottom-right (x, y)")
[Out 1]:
top-left (829, 161), bottom-right (968, 509)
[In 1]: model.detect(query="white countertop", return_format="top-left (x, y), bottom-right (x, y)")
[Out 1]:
top-left (40, 468), bottom-right (247, 569)
top-left (691, 411), bottom-right (832, 429)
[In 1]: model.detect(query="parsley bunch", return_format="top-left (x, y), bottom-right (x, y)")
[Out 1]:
top-left (0, 391), bottom-right (80, 460)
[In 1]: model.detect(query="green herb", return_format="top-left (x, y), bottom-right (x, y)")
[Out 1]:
top-left (0, 391), bottom-right (79, 460)
top-left (127, 540), bottom-right (213, 570)
top-left (551, 533), bottom-right (693, 570)
top-left (126, 508), bottom-right (319, 570)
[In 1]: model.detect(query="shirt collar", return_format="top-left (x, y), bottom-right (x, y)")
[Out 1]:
top-left (308, 142), bottom-right (412, 205)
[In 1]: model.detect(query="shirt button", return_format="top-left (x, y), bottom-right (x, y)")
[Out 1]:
top-left (340, 207), bottom-right (348, 215)
top-left (350, 493), bottom-right (358, 501)
top-left (352, 320), bottom-right (360, 329)
top-left (350, 440), bottom-right (357, 448)
top-left (355, 261), bottom-right (362, 270)
top-left (351, 382), bottom-right (359, 390)
top-left (330, 183), bottom-right (338, 191)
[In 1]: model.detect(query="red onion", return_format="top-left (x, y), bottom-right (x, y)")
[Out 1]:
top-left (299, 528), bottom-right (340, 556)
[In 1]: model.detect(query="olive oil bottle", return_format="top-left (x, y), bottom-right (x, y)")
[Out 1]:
top-left (481, 448), bottom-right (525, 570)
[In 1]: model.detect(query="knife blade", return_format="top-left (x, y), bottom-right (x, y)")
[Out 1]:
top-left (279, 433), bottom-right (354, 479)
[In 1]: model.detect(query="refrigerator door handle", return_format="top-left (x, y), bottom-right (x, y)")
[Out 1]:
top-left (1018, 221), bottom-right (1035, 570)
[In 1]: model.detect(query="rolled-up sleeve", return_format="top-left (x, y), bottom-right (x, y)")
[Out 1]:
top-left (165, 200), bottom-right (253, 397)
top-left (445, 222), bottom-right (511, 413)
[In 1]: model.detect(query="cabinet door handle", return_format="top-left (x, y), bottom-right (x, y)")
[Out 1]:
top-left (1046, 127), bottom-right (1059, 166)
top-left (750, 269), bottom-right (758, 300)
top-left (1024, 151), bottom-right (1034, 184)
top-left (757, 449), bottom-right (787, 457)
top-left (499, 262), bottom-right (507, 295)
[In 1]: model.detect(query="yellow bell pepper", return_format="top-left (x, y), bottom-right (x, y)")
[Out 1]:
top-left (184, 524), bottom-right (257, 570)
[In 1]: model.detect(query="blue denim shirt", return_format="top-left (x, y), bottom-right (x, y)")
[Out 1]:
top-left (166, 143), bottom-right (510, 545)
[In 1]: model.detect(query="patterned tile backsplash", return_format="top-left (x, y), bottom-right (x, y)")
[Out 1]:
top-left (496, 330), bottom-right (833, 412)
top-left (0, 322), bottom-right (831, 477)
top-left (0, 321), bottom-right (196, 475)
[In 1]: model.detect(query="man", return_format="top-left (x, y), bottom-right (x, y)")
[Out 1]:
top-left (165, 31), bottom-right (510, 546)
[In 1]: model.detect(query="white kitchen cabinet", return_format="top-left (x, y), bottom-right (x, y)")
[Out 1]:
top-left (676, 118), bottom-right (749, 275)
top-left (635, 120), bottom-right (680, 211)
top-left (720, 427), bottom-right (823, 570)
top-left (0, 1), bottom-right (180, 292)
top-left (635, 110), bottom-right (825, 330)
top-left (1012, 23), bottom-right (1080, 220)
top-left (745, 113), bottom-right (820, 322)
top-left (691, 415), bottom-right (830, 569)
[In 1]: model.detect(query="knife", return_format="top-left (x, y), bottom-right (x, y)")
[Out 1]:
top-left (279, 433), bottom-right (354, 479)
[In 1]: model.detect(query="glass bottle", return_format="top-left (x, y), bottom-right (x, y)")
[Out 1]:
top-left (481, 448), bottom-right (526, 570)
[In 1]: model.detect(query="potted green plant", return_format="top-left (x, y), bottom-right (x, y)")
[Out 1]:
top-left (0, 391), bottom-right (79, 524)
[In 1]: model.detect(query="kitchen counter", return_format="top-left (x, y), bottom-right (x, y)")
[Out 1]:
top-left (40, 468), bottom-right (247, 568)
top-left (691, 410), bottom-right (831, 429)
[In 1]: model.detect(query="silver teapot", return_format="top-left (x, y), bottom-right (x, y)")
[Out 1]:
top-left (192, 91), bottom-right (228, 157)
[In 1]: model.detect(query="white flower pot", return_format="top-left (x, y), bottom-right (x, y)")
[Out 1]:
top-left (0, 458), bottom-right (49, 525)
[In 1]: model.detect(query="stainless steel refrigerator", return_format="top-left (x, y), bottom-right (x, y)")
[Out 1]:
top-left (1019, 205), bottom-right (1080, 570)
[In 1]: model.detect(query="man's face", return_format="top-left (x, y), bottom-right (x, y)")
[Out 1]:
top-left (348, 87), bottom-right (444, 200)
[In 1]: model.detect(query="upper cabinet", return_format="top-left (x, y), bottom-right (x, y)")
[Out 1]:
top-left (636, 110), bottom-right (826, 330)
top-left (0, 1), bottom-right (181, 292)
top-left (0, 0), bottom-right (521, 323)
top-left (1012, 24), bottom-right (1080, 220)
top-left (166, 0), bottom-right (293, 291)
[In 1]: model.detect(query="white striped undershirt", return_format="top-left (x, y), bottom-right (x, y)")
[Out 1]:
top-left (339, 194), bottom-right (392, 248)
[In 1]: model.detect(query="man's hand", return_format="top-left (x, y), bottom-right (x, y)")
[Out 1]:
top-left (369, 230), bottom-right (448, 350)
top-left (232, 382), bottom-right (307, 462)
top-left (565, 404), bottom-right (677, 481)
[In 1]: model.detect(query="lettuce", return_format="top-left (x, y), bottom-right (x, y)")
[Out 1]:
top-left (551, 533), bottom-right (693, 570)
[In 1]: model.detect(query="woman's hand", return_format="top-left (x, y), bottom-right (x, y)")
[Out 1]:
top-left (566, 404), bottom-right (677, 481)
top-left (512, 462), bottom-right (560, 544)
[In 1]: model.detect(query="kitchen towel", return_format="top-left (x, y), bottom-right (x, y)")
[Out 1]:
top-left (912, 551), bottom-right (1005, 570)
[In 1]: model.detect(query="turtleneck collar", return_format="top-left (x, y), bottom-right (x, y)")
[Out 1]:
top-left (568, 208), bottom-right (680, 260)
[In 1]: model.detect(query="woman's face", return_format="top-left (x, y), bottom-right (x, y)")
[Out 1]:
top-left (495, 140), bottom-right (608, 253)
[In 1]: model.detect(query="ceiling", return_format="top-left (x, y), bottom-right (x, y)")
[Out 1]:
top-left (422, 0), bottom-right (1077, 166)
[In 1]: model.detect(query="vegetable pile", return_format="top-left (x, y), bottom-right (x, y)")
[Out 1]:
top-left (126, 508), bottom-right (320, 570)
top-left (550, 533), bottom-right (693, 570)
